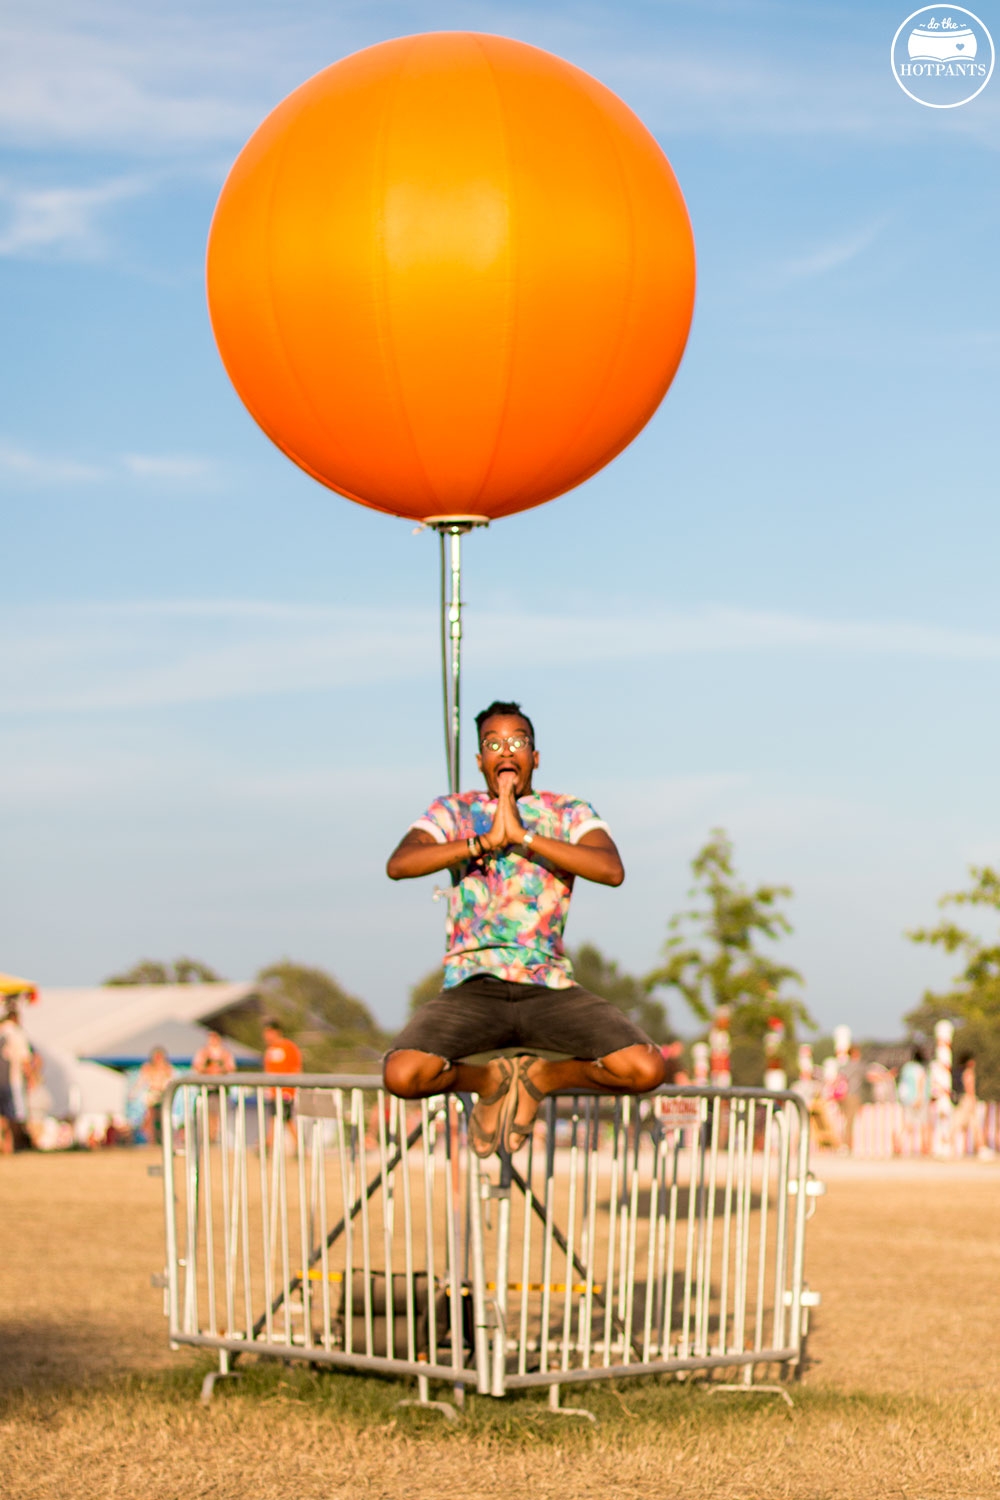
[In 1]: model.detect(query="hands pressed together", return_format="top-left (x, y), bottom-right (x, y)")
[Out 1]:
top-left (477, 769), bottom-right (526, 853)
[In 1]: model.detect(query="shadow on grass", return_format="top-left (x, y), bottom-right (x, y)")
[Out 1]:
top-left (0, 1353), bottom-right (930, 1450)
top-left (0, 1315), bottom-right (173, 1394)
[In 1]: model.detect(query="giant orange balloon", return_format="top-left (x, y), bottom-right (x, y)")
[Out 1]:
top-left (207, 32), bottom-right (695, 524)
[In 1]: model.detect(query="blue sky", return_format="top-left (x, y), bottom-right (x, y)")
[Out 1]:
top-left (3, 0), bottom-right (999, 1038)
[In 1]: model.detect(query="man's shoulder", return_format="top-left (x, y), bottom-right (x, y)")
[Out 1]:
top-left (530, 790), bottom-right (599, 813)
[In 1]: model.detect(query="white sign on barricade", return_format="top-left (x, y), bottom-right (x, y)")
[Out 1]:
top-left (159, 1077), bottom-right (821, 1415)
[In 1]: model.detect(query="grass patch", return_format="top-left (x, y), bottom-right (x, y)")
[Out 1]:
top-left (4, 1357), bottom-right (1000, 1500)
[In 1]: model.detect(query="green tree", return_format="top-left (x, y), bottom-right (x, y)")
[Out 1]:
top-left (104, 957), bottom-right (223, 985)
top-left (569, 943), bottom-right (673, 1046)
top-left (249, 960), bottom-right (387, 1073)
top-left (408, 967), bottom-right (445, 1015)
top-left (646, 829), bottom-right (812, 1084)
top-left (907, 864), bottom-right (1000, 1099)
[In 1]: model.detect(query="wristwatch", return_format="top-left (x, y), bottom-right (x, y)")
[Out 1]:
top-left (522, 831), bottom-right (535, 850)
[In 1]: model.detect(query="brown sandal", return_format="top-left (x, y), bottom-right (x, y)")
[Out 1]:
top-left (469, 1057), bottom-right (514, 1158)
top-left (502, 1055), bottom-right (547, 1154)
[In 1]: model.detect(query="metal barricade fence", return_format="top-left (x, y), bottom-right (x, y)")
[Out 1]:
top-left (158, 1076), bottom-right (822, 1412)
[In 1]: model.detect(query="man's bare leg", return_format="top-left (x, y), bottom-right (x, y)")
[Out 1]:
top-left (383, 1049), bottom-right (513, 1142)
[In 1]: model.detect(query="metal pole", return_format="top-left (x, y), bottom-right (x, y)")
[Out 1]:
top-left (430, 518), bottom-right (488, 793)
top-left (447, 528), bottom-right (463, 792)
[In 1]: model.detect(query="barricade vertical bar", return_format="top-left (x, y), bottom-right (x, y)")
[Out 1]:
top-left (788, 1093), bottom-right (811, 1370)
top-left (730, 1102), bottom-right (747, 1355)
top-left (236, 1092), bottom-right (252, 1339)
top-left (219, 1086), bottom-right (237, 1340)
top-left (491, 1150), bottom-right (512, 1397)
top-left (466, 1129), bottom-right (491, 1394)
top-left (200, 1088), bottom-right (218, 1336)
top-left (736, 1100), bottom-right (755, 1354)
top-left (354, 1090), bottom-right (375, 1357)
top-left (399, 1096), bottom-right (417, 1364)
top-left (317, 1113), bottom-right (333, 1352)
top-left (296, 1112), bottom-right (312, 1350)
top-left (161, 1085), bottom-right (181, 1339)
top-left (334, 1091), bottom-right (353, 1354)
top-left (377, 1090), bottom-right (395, 1360)
top-left (772, 1107), bottom-right (790, 1352)
top-left (579, 1100), bottom-right (599, 1366)
top-left (539, 1105), bottom-right (556, 1376)
top-left (420, 1100), bottom-right (439, 1366)
top-left (622, 1102), bottom-right (641, 1362)
top-left (602, 1102), bottom-right (621, 1364)
top-left (679, 1107), bottom-right (699, 1358)
top-left (717, 1097), bottom-right (737, 1356)
top-left (256, 1086), bottom-right (273, 1344)
top-left (182, 1087), bottom-right (199, 1335)
top-left (660, 1124), bottom-right (680, 1357)
top-left (615, 1100), bottom-right (630, 1329)
top-left (641, 1112), bottom-right (663, 1362)
top-left (442, 1099), bottom-right (463, 1385)
top-left (275, 1096), bottom-right (292, 1347)
top-left (516, 1130), bottom-right (535, 1375)
top-left (559, 1100), bottom-right (581, 1377)
top-left (695, 1099), bottom-right (721, 1356)
top-left (753, 1101), bottom-right (774, 1361)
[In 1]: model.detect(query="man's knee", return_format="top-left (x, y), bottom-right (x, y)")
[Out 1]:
top-left (601, 1043), bottom-right (666, 1094)
top-left (383, 1049), bottom-right (448, 1099)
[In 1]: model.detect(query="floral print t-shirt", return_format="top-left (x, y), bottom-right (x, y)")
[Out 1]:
top-left (411, 790), bottom-right (610, 989)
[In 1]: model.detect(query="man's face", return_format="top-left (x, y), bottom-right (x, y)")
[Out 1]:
top-left (476, 714), bottom-right (538, 797)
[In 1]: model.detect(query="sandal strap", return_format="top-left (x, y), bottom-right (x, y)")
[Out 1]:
top-left (476, 1056), bottom-right (513, 1107)
top-left (516, 1057), bottom-right (546, 1104)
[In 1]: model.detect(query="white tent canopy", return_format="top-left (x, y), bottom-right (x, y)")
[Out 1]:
top-left (30, 1042), bottom-right (128, 1120)
top-left (24, 983), bottom-right (258, 1058)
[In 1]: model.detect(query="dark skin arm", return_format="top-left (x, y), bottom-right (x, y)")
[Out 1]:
top-left (386, 772), bottom-right (624, 886)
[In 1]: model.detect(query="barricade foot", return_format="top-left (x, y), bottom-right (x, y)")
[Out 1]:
top-left (546, 1384), bottom-right (597, 1423)
top-left (396, 1398), bottom-right (461, 1422)
top-left (706, 1382), bottom-right (794, 1410)
top-left (200, 1371), bottom-right (242, 1405)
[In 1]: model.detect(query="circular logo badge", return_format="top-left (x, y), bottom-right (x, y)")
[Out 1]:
top-left (891, 6), bottom-right (995, 107)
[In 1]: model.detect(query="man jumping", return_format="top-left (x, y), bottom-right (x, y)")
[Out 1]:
top-left (383, 700), bottom-right (665, 1156)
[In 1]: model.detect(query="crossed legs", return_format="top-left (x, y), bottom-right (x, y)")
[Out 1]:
top-left (383, 1044), bottom-right (666, 1153)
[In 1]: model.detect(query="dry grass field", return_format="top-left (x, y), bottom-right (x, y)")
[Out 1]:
top-left (2, 1146), bottom-right (1000, 1499)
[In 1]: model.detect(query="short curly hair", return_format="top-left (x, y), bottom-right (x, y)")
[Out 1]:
top-left (475, 700), bottom-right (535, 742)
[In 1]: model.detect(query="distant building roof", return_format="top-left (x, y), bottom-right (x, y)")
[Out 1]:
top-left (24, 983), bottom-right (258, 1058)
top-left (83, 1018), bottom-right (261, 1069)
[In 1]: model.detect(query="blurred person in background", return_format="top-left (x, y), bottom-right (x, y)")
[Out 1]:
top-left (895, 1045), bottom-right (930, 1156)
top-left (137, 1046), bottom-right (174, 1145)
top-left (192, 1031), bottom-right (236, 1142)
top-left (838, 1045), bottom-right (865, 1155)
top-left (951, 1052), bottom-right (993, 1160)
top-left (191, 1030), bottom-right (235, 1077)
top-left (0, 1002), bottom-right (32, 1153)
top-left (263, 1018), bottom-right (302, 1147)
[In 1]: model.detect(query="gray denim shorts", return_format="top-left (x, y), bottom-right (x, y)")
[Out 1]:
top-left (386, 974), bottom-right (653, 1062)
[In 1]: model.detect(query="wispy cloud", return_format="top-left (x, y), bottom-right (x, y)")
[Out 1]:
top-left (5, 599), bottom-right (1000, 716)
top-left (121, 454), bottom-right (216, 482)
top-left (0, 174), bottom-right (154, 258)
top-left (3, 0), bottom-right (995, 161)
top-left (780, 217), bottom-right (890, 278)
top-left (0, 1), bottom-right (275, 153)
top-left (0, 440), bottom-right (218, 487)
top-left (0, 441), bottom-right (105, 484)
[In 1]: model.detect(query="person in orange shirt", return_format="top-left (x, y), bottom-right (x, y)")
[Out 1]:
top-left (262, 1018), bottom-right (303, 1147)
